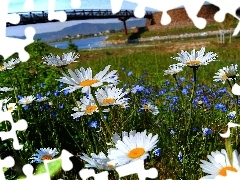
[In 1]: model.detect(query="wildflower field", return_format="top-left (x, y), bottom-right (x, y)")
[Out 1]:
top-left (1, 37), bottom-right (240, 180)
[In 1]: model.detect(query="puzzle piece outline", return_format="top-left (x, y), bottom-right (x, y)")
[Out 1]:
top-left (1, 0), bottom-right (240, 179)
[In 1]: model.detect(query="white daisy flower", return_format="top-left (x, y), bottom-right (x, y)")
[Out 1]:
top-left (163, 64), bottom-right (183, 75)
top-left (3, 103), bottom-right (17, 113)
top-left (29, 147), bottom-right (59, 164)
top-left (0, 58), bottom-right (21, 71)
top-left (171, 47), bottom-right (218, 67)
top-left (18, 95), bottom-right (36, 107)
top-left (107, 130), bottom-right (137, 146)
top-left (140, 103), bottom-right (159, 115)
top-left (42, 52), bottom-right (79, 67)
top-left (0, 87), bottom-right (14, 92)
top-left (200, 149), bottom-right (240, 179)
top-left (56, 65), bottom-right (119, 94)
top-left (95, 86), bottom-right (129, 107)
top-left (213, 64), bottom-right (239, 84)
top-left (107, 130), bottom-right (158, 166)
top-left (35, 96), bottom-right (49, 102)
top-left (80, 152), bottom-right (114, 170)
top-left (71, 95), bottom-right (98, 119)
top-left (0, 97), bottom-right (12, 112)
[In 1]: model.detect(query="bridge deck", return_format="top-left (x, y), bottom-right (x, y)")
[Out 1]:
top-left (7, 9), bottom-right (153, 26)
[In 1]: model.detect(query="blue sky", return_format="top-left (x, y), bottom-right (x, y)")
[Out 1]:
top-left (8, 0), bottom-right (141, 13)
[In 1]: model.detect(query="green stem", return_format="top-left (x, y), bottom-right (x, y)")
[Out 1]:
top-left (91, 88), bottom-right (112, 140)
top-left (225, 138), bottom-right (233, 166)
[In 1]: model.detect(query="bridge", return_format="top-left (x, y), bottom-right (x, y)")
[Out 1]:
top-left (7, 9), bottom-right (154, 35)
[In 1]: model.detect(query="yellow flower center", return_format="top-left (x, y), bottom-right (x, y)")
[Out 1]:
top-left (218, 166), bottom-right (237, 176)
top-left (221, 74), bottom-right (228, 79)
top-left (79, 79), bottom-right (99, 86)
top-left (186, 60), bottom-right (201, 66)
top-left (102, 98), bottom-right (116, 105)
top-left (85, 105), bottom-right (98, 114)
top-left (41, 155), bottom-right (53, 160)
top-left (25, 100), bottom-right (31, 104)
top-left (0, 66), bottom-right (5, 70)
top-left (128, 148), bottom-right (145, 158)
top-left (107, 163), bottom-right (115, 168)
top-left (144, 105), bottom-right (149, 110)
top-left (8, 107), bottom-right (13, 111)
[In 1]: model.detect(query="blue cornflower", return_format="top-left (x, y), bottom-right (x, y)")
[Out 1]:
top-left (59, 83), bottom-right (64, 88)
top-left (89, 120), bottom-right (99, 128)
top-left (131, 85), bottom-right (144, 93)
top-left (104, 115), bottom-right (108, 120)
top-left (227, 111), bottom-right (236, 119)
top-left (40, 106), bottom-right (44, 111)
top-left (172, 96), bottom-right (178, 104)
top-left (153, 148), bottom-right (161, 156)
top-left (196, 89), bottom-right (203, 96)
top-left (145, 89), bottom-right (150, 95)
top-left (141, 98), bottom-right (148, 104)
top-left (182, 88), bottom-right (188, 95)
top-left (218, 87), bottom-right (227, 94)
top-left (45, 104), bottom-right (51, 110)
top-left (159, 89), bottom-right (167, 95)
top-left (40, 83), bottom-right (44, 88)
top-left (63, 89), bottom-right (69, 96)
top-left (170, 130), bottom-right (175, 135)
top-left (59, 104), bottom-right (64, 109)
top-left (201, 96), bottom-right (209, 104)
top-left (215, 104), bottom-right (227, 112)
top-left (54, 90), bottom-right (60, 96)
top-left (179, 77), bottom-right (185, 82)
top-left (127, 71), bottom-right (132, 76)
top-left (185, 84), bottom-right (191, 89)
top-left (24, 105), bottom-right (29, 110)
top-left (202, 127), bottom-right (212, 136)
top-left (46, 91), bottom-right (51, 96)
top-left (51, 112), bottom-right (57, 117)
top-left (192, 127), bottom-right (198, 132)
top-left (36, 93), bottom-right (41, 99)
top-left (17, 95), bottom-right (23, 100)
top-left (165, 80), bottom-right (170, 86)
top-left (122, 67), bottom-right (125, 71)
top-left (178, 153), bottom-right (183, 163)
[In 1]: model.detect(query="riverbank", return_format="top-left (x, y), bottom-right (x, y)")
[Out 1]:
top-left (101, 29), bottom-right (235, 45)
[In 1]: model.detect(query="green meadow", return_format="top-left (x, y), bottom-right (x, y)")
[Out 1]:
top-left (1, 23), bottom-right (240, 180)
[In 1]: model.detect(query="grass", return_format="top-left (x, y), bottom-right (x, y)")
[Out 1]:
top-left (1, 27), bottom-right (240, 179)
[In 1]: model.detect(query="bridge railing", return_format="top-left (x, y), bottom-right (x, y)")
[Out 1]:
top-left (7, 9), bottom-right (153, 26)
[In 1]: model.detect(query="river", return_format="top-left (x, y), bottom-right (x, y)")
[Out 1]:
top-left (48, 36), bottom-right (124, 50)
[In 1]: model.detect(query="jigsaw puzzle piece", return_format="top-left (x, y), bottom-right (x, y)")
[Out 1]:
top-left (116, 159), bottom-right (158, 180)
top-left (0, 27), bottom-right (35, 62)
top-left (79, 169), bottom-right (109, 180)
top-left (21, 164), bottom-right (51, 180)
top-left (48, 0), bottom-right (67, 22)
top-left (110, 0), bottom-right (124, 14)
top-left (24, 0), bottom-right (34, 11)
top-left (0, 156), bottom-right (15, 180)
top-left (0, 1), bottom-right (20, 38)
top-left (183, 0), bottom-right (207, 29)
top-left (70, 0), bottom-right (81, 9)
top-left (0, 111), bottom-right (28, 150)
top-left (207, 0), bottom-right (240, 36)
top-left (20, 149), bottom-right (74, 179)
top-left (0, 1), bottom-right (35, 61)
